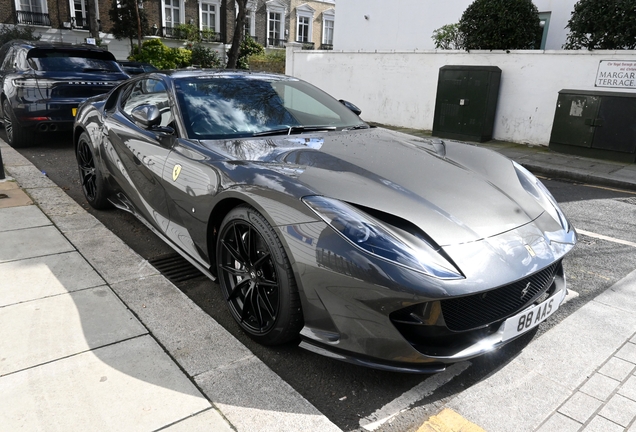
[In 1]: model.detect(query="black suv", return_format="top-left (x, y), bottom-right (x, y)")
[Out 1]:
top-left (0, 40), bottom-right (129, 147)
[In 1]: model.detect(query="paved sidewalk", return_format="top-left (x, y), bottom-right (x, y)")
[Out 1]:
top-left (0, 140), bottom-right (340, 432)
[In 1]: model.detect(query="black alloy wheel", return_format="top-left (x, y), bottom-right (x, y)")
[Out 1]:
top-left (217, 205), bottom-right (302, 345)
top-left (76, 132), bottom-right (111, 209)
top-left (2, 99), bottom-right (32, 148)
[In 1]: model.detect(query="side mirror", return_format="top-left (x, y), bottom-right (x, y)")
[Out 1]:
top-left (131, 104), bottom-right (161, 128)
top-left (339, 99), bottom-right (362, 116)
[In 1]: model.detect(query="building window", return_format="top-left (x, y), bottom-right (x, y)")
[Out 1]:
top-left (71, 0), bottom-right (90, 29)
top-left (266, 1), bottom-right (287, 47)
top-left (16, 0), bottom-right (50, 26)
top-left (164, 0), bottom-right (181, 29)
top-left (538, 12), bottom-right (551, 50)
top-left (200, 2), bottom-right (219, 32)
top-left (297, 16), bottom-right (309, 42)
top-left (322, 8), bottom-right (335, 49)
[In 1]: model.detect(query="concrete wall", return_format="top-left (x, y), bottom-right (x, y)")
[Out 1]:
top-left (286, 48), bottom-right (636, 146)
top-left (334, 0), bottom-right (576, 51)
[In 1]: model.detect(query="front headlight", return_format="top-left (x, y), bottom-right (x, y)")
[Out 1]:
top-left (513, 161), bottom-right (570, 232)
top-left (302, 196), bottom-right (463, 279)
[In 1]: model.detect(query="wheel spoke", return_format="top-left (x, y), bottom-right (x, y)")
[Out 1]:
top-left (252, 252), bottom-right (271, 270)
top-left (257, 288), bottom-right (276, 319)
top-left (228, 278), bottom-right (250, 301)
top-left (220, 264), bottom-right (248, 277)
top-left (240, 284), bottom-right (255, 322)
top-left (259, 278), bottom-right (278, 287)
top-left (222, 238), bottom-right (245, 266)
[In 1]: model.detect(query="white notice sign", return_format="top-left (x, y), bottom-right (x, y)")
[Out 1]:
top-left (596, 60), bottom-right (636, 89)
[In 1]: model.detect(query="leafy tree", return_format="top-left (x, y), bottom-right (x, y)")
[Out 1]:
top-left (129, 39), bottom-right (191, 69)
top-left (237, 36), bottom-right (265, 69)
top-left (0, 25), bottom-right (40, 46)
top-left (432, 24), bottom-right (464, 50)
top-left (109, 0), bottom-right (149, 52)
top-left (226, 0), bottom-right (249, 69)
top-left (564, 0), bottom-right (636, 50)
top-left (458, 0), bottom-right (542, 50)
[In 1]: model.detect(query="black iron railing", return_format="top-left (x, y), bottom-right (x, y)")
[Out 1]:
top-left (16, 10), bottom-right (51, 26)
top-left (320, 43), bottom-right (333, 50)
top-left (299, 41), bottom-right (314, 50)
top-left (200, 31), bottom-right (223, 42)
top-left (267, 38), bottom-right (287, 48)
top-left (163, 27), bottom-right (223, 43)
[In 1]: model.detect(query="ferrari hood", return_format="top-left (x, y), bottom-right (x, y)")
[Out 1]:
top-left (204, 128), bottom-right (548, 246)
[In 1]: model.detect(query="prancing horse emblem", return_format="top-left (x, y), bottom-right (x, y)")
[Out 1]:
top-left (172, 164), bottom-right (182, 182)
top-left (521, 282), bottom-right (531, 298)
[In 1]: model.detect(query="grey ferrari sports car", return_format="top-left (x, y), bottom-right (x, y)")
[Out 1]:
top-left (74, 70), bottom-right (576, 373)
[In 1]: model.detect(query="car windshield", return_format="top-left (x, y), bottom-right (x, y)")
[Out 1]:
top-left (28, 49), bottom-right (121, 72)
top-left (174, 75), bottom-right (367, 139)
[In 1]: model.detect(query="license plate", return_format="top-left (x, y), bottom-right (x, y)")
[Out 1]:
top-left (72, 108), bottom-right (77, 117)
top-left (502, 288), bottom-right (565, 342)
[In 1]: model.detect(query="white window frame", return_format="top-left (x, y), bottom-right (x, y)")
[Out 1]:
top-left (68, 0), bottom-right (93, 28)
top-left (200, 0), bottom-right (221, 33)
top-left (322, 8), bottom-right (335, 46)
top-left (16, 0), bottom-right (47, 14)
top-left (161, 0), bottom-right (184, 29)
top-left (295, 4), bottom-right (315, 43)
top-left (266, 0), bottom-right (287, 47)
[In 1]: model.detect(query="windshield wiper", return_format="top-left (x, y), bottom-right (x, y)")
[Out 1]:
top-left (342, 124), bottom-right (370, 131)
top-left (252, 126), bottom-right (337, 137)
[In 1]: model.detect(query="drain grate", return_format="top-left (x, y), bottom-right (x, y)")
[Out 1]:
top-left (148, 253), bottom-right (205, 283)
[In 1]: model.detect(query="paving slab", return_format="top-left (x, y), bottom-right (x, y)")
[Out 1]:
top-left (0, 225), bottom-right (74, 263)
top-left (0, 181), bottom-right (32, 208)
top-left (0, 251), bottom-right (105, 307)
top-left (196, 355), bottom-right (342, 432)
top-left (64, 225), bottom-right (159, 284)
top-left (111, 274), bottom-right (253, 377)
top-left (558, 391), bottom-right (603, 423)
top-left (45, 210), bottom-right (103, 234)
top-left (0, 205), bottom-right (49, 232)
top-left (0, 286), bottom-right (146, 375)
top-left (162, 408), bottom-right (234, 432)
top-left (0, 335), bottom-right (211, 432)
top-left (536, 413), bottom-right (582, 432)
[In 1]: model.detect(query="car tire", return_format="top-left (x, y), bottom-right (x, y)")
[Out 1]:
top-left (2, 99), bottom-right (33, 148)
top-left (76, 132), bottom-right (112, 210)
top-left (217, 205), bottom-right (303, 345)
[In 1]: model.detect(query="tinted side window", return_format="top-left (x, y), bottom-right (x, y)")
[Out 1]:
top-left (1, 47), bottom-right (15, 71)
top-left (121, 78), bottom-right (173, 128)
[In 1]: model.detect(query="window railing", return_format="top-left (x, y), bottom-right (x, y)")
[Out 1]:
top-left (320, 43), bottom-right (333, 50)
top-left (299, 42), bottom-right (314, 50)
top-left (267, 38), bottom-right (287, 48)
top-left (163, 26), bottom-right (223, 43)
top-left (16, 10), bottom-right (51, 26)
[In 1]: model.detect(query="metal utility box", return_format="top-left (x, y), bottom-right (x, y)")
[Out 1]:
top-left (549, 89), bottom-right (636, 163)
top-left (432, 66), bottom-right (502, 142)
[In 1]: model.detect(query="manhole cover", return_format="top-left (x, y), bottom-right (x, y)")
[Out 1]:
top-left (148, 253), bottom-right (205, 283)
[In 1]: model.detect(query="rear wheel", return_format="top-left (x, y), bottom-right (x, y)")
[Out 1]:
top-left (217, 205), bottom-right (303, 345)
top-left (2, 99), bottom-right (33, 148)
top-left (76, 132), bottom-right (111, 209)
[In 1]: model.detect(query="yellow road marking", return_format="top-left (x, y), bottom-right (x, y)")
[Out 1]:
top-left (417, 409), bottom-right (486, 432)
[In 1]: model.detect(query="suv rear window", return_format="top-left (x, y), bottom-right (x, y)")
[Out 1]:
top-left (27, 48), bottom-right (121, 72)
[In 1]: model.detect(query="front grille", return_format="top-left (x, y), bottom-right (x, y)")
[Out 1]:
top-left (441, 261), bottom-right (560, 331)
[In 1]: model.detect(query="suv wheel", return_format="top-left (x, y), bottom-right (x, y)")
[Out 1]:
top-left (3, 99), bottom-right (33, 148)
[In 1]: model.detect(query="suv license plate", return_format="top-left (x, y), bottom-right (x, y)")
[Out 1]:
top-left (502, 288), bottom-right (565, 342)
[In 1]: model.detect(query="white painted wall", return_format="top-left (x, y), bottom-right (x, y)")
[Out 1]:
top-left (334, 0), bottom-right (576, 51)
top-left (286, 48), bottom-right (636, 145)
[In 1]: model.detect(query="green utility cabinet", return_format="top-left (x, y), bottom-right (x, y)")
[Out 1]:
top-left (549, 89), bottom-right (636, 162)
top-left (432, 66), bottom-right (502, 142)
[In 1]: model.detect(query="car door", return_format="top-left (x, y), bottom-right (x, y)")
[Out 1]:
top-left (101, 77), bottom-right (175, 233)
